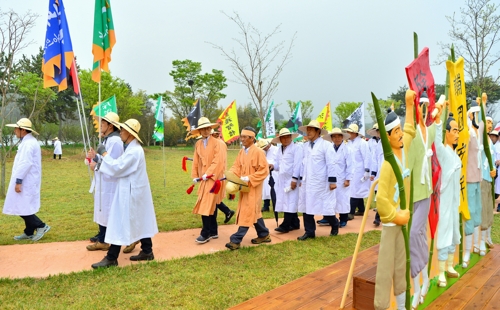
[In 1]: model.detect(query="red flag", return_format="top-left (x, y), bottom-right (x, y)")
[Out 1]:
top-left (428, 144), bottom-right (441, 239)
top-left (70, 59), bottom-right (80, 95)
top-left (405, 47), bottom-right (436, 126)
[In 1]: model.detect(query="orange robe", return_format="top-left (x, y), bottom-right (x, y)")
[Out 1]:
top-left (215, 138), bottom-right (227, 204)
top-left (191, 137), bottom-right (224, 216)
top-left (229, 144), bottom-right (269, 227)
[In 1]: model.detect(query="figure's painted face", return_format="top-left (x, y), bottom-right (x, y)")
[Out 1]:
top-left (388, 124), bottom-right (403, 149)
top-left (446, 120), bottom-right (459, 147)
top-left (280, 135), bottom-right (292, 147)
top-left (487, 119), bottom-right (493, 133)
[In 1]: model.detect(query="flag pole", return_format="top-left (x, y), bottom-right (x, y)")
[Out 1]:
top-left (162, 106), bottom-right (167, 188)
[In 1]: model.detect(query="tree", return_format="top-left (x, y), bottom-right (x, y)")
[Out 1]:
top-left (163, 117), bottom-right (184, 147)
top-left (209, 12), bottom-right (296, 137)
top-left (159, 60), bottom-right (227, 122)
top-left (333, 102), bottom-right (361, 127)
top-left (78, 69), bottom-right (146, 121)
top-left (237, 103), bottom-right (259, 131)
top-left (285, 100), bottom-right (313, 121)
top-left (366, 99), bottom-right (403, 122)
top-left (0, 9), bottom-right (38, 197)
top-left (439, 0), bottom-right (500, 102)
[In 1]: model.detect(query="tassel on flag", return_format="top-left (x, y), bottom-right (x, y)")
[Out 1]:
top-left (209, 177), bottom-right (227, 194)
top-left (182, 156), bottom-right (192, 172)
top-left (185, 174), bottom-right (214, 195)
top-left (228, 194), bottom-right (235, 200)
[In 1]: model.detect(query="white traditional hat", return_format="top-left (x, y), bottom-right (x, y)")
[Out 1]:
top-left (6, 118), bottom-right (38, 135)
top-left (298, 120), bottom-right (328, 136)
top-left (328, 127), bottom-right (350, 140)
top-left (256, 138), bottom-right (272, 149)
top-left (190, 117), bottom-right (219, 136)
top-left (489, 130), bottom-right (499, 136)
top-left (271, 128), bottom-right (299, 144)
top-left (111, 119), bottom-right (143, 144)
top-left (52, 137), bottom-right (59, 141)
top-left (343, 123), bottom-right (359, 134)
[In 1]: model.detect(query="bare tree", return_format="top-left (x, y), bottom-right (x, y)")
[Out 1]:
top-left (0, 9), bottom-right (38, 197)
top-left (208, 12), bottom-right (296, 137)
top-left (438, 0), bottom-right (500, 109)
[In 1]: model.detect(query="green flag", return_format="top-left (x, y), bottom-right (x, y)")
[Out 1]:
top-left (93, 95), bottom-right (117, 117)
top-left (92, 0), bottom-right (116, 83)
top-left (152, 96), bottom-right (164, 142)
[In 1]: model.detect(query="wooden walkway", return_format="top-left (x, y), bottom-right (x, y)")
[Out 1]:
top-left (231, 245), bottom-right (500, 310)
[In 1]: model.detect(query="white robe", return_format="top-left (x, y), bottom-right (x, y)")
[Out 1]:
top-left (262, 144), bottom-right (278, 200)
top-left (370, 139), bottom-right (384, 191)
top-left (274, 142), bottom-right (303, 213)
top-left (92, 133), bottom-right (124, 226)
top-left (332, 142), bottom-right (353, 214)
top-left (3, 134), bottom-right (41, 216)
top-left (99, 139), bottom-right (158, 245)
top-left (435, 123), bottom-right (461, 250)
top-left (348, 136), bottom-right (371, 198)
top-left (495, 141), bottom-right (500, 194)
top-left (299, 137), bottom-right (336, 215)
top-left (53, 140), bottom-right (62, 155)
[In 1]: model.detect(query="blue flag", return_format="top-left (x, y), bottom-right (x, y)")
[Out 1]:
top-left (42, 0), bottom-right (74, 92)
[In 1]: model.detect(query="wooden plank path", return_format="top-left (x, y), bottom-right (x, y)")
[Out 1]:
top-left (231, 244), bottom-right (500, 310)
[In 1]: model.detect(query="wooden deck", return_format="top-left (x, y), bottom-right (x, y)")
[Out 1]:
top-left (231, 244), bottom-right (500, 310)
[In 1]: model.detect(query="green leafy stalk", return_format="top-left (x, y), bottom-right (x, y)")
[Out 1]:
top-left (479, 96), bottom-right (495, 207)
top-left (371, 92), bottom-right (411, 310)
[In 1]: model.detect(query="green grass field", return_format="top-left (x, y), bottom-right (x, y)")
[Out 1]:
top-left (0, 146), bottom-right (498, 309)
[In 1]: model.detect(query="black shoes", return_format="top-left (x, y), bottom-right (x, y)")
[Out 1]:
top-left (354, 211), bottom-right (364, 216)
top-left (297, 233), bottom-right (315, 241)
top-left (261, 207), bottom-right (270, 212)
top-left (130, 251), bottom-right (155, 261)
top-left (274, 226), bottom-right (289, 233)
top-left (90, 233), bottom-right (99, 243)
top-left (224, 210), bottom-right (235, 224)
top-left (330, 227), bottom-right (339, 236)
top-left (91, 257), bottom-right (118, 269)
top-left (373, 219), bottom-right (381, 227)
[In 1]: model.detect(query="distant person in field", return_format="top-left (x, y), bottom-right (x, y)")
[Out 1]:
top-left (52, 137), bottom-right (62, 159)
top-left (85, 112), bottom-right (124, 252)
top-left (90, 119), bottom-right (158, 269)
top-left (3, 118), bottom-right (51, 242)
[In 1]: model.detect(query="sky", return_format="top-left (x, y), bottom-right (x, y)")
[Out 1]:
top-left (3, 0), bottom-right (498, 120)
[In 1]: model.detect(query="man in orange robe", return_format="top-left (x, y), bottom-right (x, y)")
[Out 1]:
top-left (225, 126), bottom-right (271, 250)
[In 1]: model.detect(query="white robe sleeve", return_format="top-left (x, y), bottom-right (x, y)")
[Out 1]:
top-left (13, 142), bottom-right (35, 181)
top-left (100, 148), bottom-right (141, 178)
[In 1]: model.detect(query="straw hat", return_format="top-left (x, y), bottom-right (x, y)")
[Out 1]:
top-left (298, 120), bottom-right (328, 136)
top-left (489, 130), bottom-right (499, 136)
top-left (343, 123), bottom-right (359, 134)
top-left (52, 137), bottom-right (59, 141)
top-left (190, 117), bottom-right (219, 135)
top-left (256, 138), bottom-right (272, 149)
top-left (366, 123), bottom-right (379, 137)
top-left (271, 128), bottom-right (299, 144)
top-left (6, 118), bottom-right (38, 135)
top-left (225, 170), bottom-right (250, 193)
top-left (111, 119), bottom-right (143, 144)
top-left (328, 127), bottom-right (350, 140)
top-left (101, 112), bottom-right (120, 125)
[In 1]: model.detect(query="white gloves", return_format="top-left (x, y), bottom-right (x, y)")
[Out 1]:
top-left (202, 174), bottom-right (208, 181)
top-left (364, 171), bottom-right (370, 179)
top-left (241, 176), bottom-right (249, 182)
top-left (193, 178), bottom-right (199, 184)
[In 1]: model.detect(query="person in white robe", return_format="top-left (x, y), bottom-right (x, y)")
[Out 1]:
top-left (491, 130), bottom-right (500, 211)
top-left (85, 112), bottom-right (124, 251)
top-left (297, 120), bottom-right (338, 240)
top-left (367, 124), bottom-right (384, 226)
top-left (3, 118), bottom-right (50, 242)
top-left (90, 119), bottom-right (158, 268)
top-left (270, 128), bottom-right (302, 233)
top-left (434, 113), bottom-right (461, 287)
top-left (260, 139), bottom-right (278, 212)
top-left (327, 128), bottom-right (352, 228)
top-left (343, 124), bottom-right (371, 220)
top-left (52, 137), bottom-right (62, 159)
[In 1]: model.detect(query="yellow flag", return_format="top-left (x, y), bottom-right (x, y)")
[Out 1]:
top-left (217, 100), bottom-right (240, 143)
top-left (316, 102), bottom-right (332, 132)
top-left (446, 57), bottom-right (470, 219)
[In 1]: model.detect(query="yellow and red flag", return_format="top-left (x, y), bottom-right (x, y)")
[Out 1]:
top-left (92, 0), bottom-right (116, 83)
top-left (217, 100), bottom-right (240, 143)
top-left (446, 57), bottom-right (470, 219)
top-left (316, 102), bottom-right (332, 132)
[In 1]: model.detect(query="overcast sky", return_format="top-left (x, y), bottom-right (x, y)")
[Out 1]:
top-left (4, 0), bottom-right (498, 120)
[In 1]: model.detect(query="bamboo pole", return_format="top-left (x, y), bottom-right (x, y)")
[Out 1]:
top-left (339, 179), bottom-right (379, 309)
